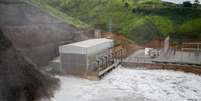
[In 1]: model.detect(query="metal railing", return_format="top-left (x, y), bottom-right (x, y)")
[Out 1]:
top-left (95, 48), bottom-right (123, 73)
top-left (124, 56), bottom-right (154, 63)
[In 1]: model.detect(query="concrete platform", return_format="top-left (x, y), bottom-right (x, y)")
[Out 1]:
top-left (125, 49), bottom-right (201, 65)
top-left (123, 49), bottom-right (201, 75)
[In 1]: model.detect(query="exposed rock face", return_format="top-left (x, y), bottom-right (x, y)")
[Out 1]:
top-left (0, 0), bottom-right (89, 66)
top-left (0, 30), bottom-right (59, 101)
top-left (0, 0), bottom-right (91, 100)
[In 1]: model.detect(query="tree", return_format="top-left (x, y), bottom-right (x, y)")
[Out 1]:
top-left (183, 1), bottom-right (192, 7)
top-left (195, 0), bottom-right (200, 4)
top-left (124, 2), bottom-right (129, 8)
top-left (194, 0), bottom-right (200, 7)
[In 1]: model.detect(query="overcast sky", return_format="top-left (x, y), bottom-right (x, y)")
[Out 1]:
top-left (162, 0), bottom-right (201, 4)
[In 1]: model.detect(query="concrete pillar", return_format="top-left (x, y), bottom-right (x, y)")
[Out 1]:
top-left (94, 29), bottom-right (101, 38)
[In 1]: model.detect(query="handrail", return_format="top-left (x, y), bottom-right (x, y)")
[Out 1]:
top-left (95, 48), bottom-right (123, 74)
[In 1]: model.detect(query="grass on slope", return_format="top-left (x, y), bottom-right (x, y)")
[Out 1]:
top-left (146, 16), bottom-right (174, 36)
top-left (180, 18), bottom-right (201, 33)
top-left (25, 0), bottom-right (89, 28)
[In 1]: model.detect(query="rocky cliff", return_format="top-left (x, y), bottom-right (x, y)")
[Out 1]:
top-left (0, 0), bottom-right (91, 66)
top-left (0, 0), bottom-right (91, 100)
top-left (0, 28), bottom-right (60, 101)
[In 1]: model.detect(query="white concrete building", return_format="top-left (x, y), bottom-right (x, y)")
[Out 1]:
top-left (59, 38), bottom-right (114, 75)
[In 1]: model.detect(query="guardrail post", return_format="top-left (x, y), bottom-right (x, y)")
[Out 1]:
top-left (96, 60), bottom-right (100, 73)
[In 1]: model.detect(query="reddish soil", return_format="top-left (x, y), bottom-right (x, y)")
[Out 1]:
top-left (144, 37), bottom-right (165, 49)
top-left (102, 32), bottom-right (140, 57)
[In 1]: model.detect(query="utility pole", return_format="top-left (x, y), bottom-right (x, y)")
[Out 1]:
top-left (108, 0), bottom-right (112, 32)
top-left (108, 17), bottom-right (112, 32)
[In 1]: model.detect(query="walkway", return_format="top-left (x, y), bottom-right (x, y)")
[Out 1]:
top-left (124, 49), bottom-right (201, 65)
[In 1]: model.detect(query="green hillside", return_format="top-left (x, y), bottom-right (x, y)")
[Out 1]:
top-left (25, 0), bottom-right (89, 28)
top-left (32, 0), bottom-right (201, 44)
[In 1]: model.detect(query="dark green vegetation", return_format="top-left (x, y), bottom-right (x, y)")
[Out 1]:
top-left (31, 0), bottom-right (201, 44)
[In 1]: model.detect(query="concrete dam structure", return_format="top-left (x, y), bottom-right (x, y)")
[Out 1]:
top-left (47, 38), bottom-right (123, 80)
top-left (59, 38), bottom-right (113, 75)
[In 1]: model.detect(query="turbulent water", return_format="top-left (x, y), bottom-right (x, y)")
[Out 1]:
top-left (51, 67), bottom-right (201, 101)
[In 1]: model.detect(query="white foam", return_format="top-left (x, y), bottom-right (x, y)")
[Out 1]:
top-left (51, 67), bottom-right (201, 101)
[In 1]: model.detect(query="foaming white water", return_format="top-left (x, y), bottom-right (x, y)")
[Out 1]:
top-left (52, 67), bottom-right (201, 101)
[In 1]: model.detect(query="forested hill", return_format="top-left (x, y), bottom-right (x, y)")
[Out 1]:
top-left (32, 0), bottom-right (201, 44)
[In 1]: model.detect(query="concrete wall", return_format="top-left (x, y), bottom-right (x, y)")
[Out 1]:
top-left (60, 53), bottom-right (87, 75)
top-left (60, 49), bottom-right (112, 75)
